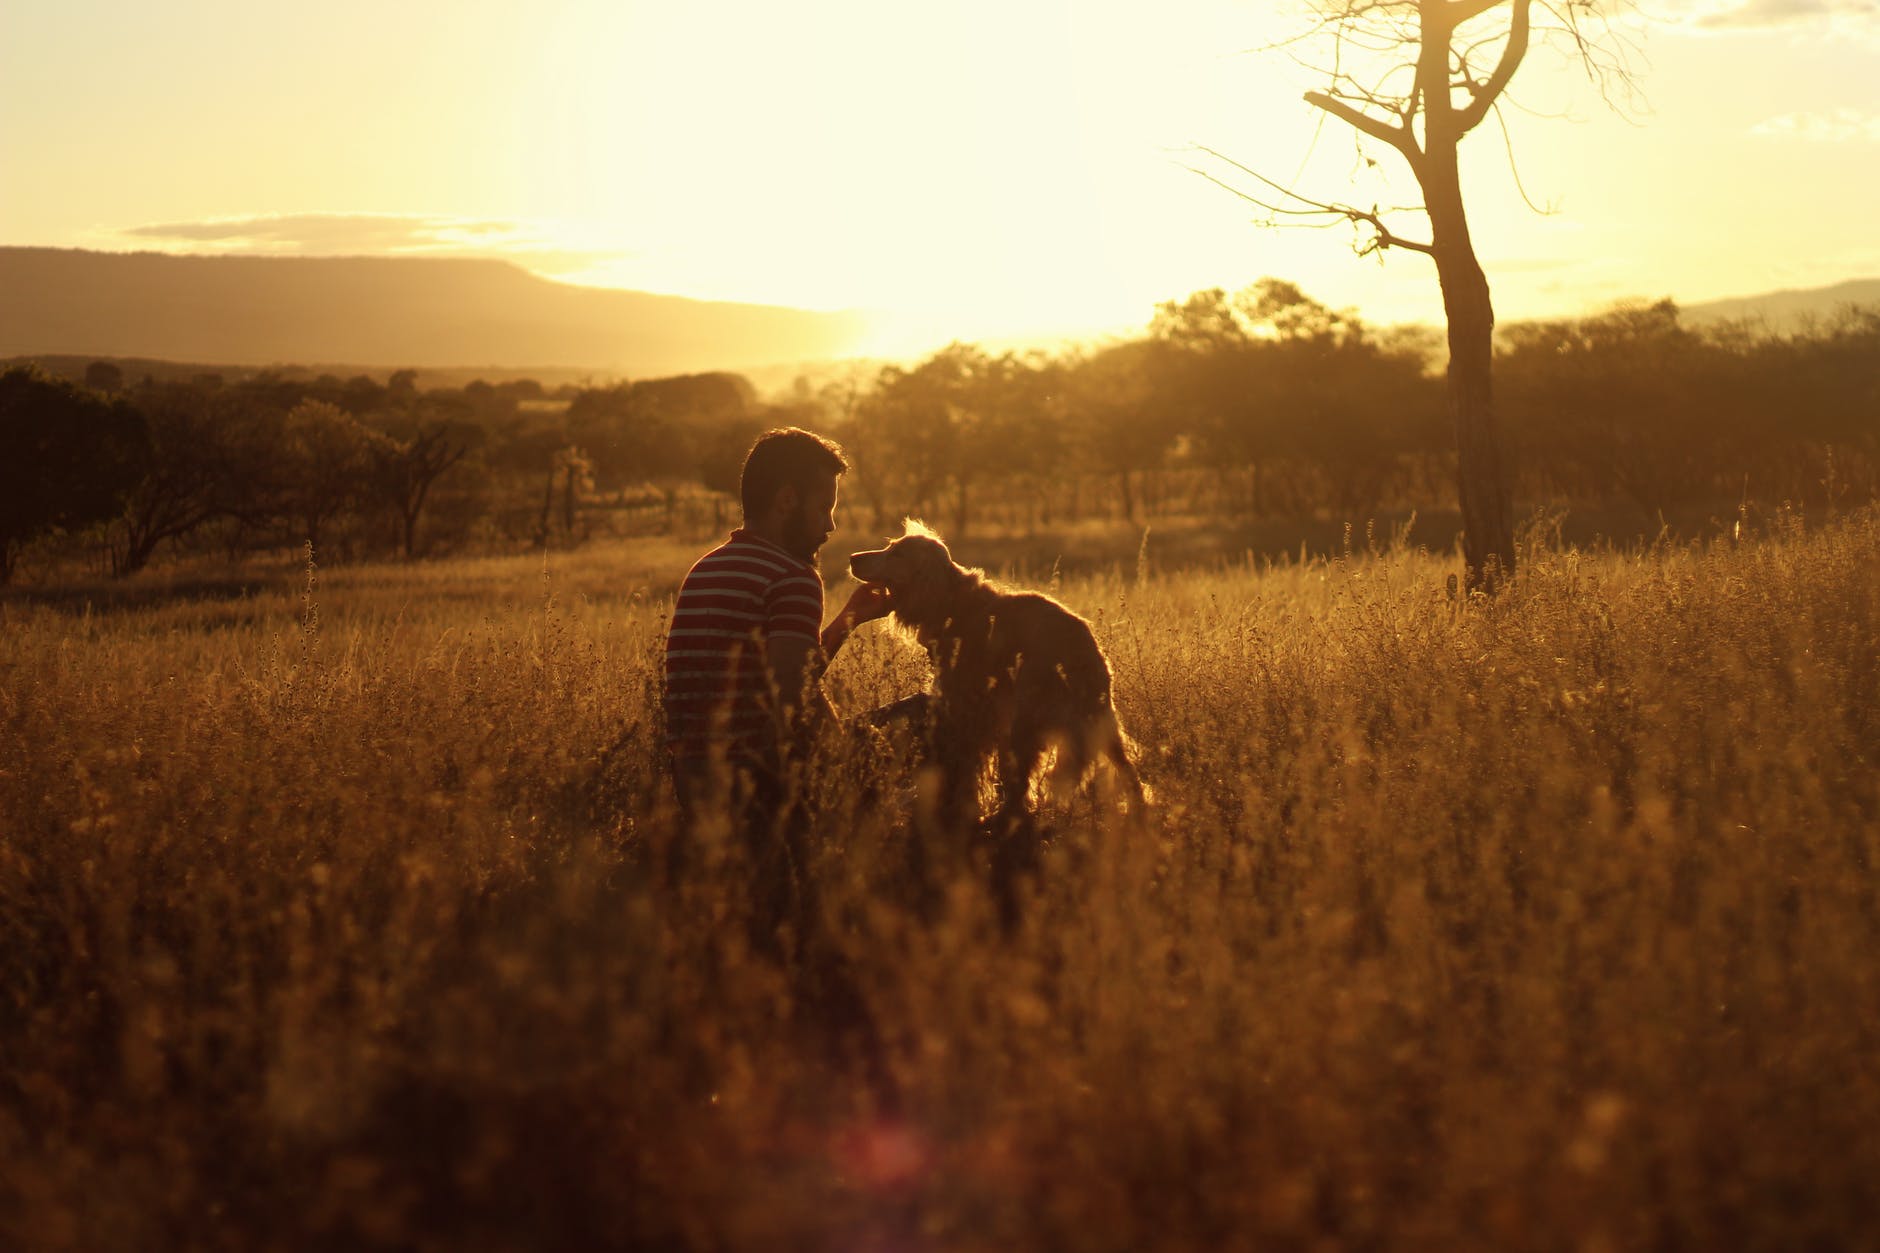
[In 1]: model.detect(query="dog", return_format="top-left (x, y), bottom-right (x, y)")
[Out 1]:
top-left (848, 521), bottom-right (1147, 833)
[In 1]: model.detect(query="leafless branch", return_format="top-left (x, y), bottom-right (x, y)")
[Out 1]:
top-left (1493, 83), bottom-right (1575, 123)
top-left (1184, 166), bottom-right (1348, 227)
top-left (1198, 0), bottom-right (1644, 258)
top-left (1492, 100), bottom-right (1556, 215)
top-left (1537, 0), bottom-right (1648, 120)
top-left (1452, 0), bottom-right (1530, 134)
top-left (1185, 145), bottom-right (1436, 257)
top-left (1304, 89), bottom-right (1423, 161)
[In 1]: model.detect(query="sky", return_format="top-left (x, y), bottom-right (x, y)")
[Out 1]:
top-left (4, 0), bottom-right (1878, 357)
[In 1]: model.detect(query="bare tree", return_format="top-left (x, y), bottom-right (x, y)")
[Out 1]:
top-left (1196, 0), bottom-right (1639, 589)
top-left (375, 423), bottom-right (473, 558)
top-left (110, 384), bottom-right (239, 578)
top-left (537, 446), bottom-right (595, 545)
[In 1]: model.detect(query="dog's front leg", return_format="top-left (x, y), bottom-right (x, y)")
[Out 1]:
top-left (930, 734), bottom-right (982, 834)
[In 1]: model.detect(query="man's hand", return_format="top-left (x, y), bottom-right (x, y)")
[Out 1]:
top-left (831, 582), bottom-right (893, 633)
top-left (822, 582), bottom-right (892, 657)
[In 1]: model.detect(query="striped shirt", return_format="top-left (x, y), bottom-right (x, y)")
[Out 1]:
top-left (663, 529), bottom-right (824, 764)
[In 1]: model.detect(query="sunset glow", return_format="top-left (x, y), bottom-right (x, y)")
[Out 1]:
top-left (5, 0), bottom-right (1878, 354)
top-left (7, 8), bottom-right (1880, 1246)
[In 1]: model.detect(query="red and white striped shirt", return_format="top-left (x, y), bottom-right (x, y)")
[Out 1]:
top-left (663, 529), bottom-right (824, 764)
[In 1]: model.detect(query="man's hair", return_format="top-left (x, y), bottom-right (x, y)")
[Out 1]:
top-left (739, 427), bottom-right (848, 518)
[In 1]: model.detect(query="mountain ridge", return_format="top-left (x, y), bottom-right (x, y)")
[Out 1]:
top-left (5, 248), bottom-right (1876, 376)
top-left (0, 247), bottom-right (867, 375)
top-left (1679, 277), bottom-right (1880, 328)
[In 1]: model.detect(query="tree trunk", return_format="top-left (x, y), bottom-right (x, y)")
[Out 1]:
top-left (116, 523), bottom-right (160, 578)
top-left (1425, 154), bottom-right (1516, 592)
top-left (1118, 468), bottom-right (1136, 524)
top-left (402, 476), bottom-right (431, 559)
top-left (538, 470), bottom-right (556, 544)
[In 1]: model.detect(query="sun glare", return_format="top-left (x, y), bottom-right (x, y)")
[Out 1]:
top-left (496, 0), bottom-right (1309, 339)
top-left (4, 0), bottom-right (1877, 347)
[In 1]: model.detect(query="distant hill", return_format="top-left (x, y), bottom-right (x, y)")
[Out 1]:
top-left (0, 353), bottom-right (615, 393)
top-left (0, 248), bottom-right (868, 374)
top-left (1681, 278), bottom-right (1880, 331)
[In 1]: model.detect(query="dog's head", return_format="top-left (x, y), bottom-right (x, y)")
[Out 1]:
top-left (849, 522), bottom-right (960, 626)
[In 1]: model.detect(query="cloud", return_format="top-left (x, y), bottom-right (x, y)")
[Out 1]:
top-left (127, 212), bottom-right (513, 250)
top-left (1750, 107), bottom-right (1880, 141)
top-left (1651, 0), bottom-right (1880, 32)
top-left (115, 212), bottom-right (628, 278)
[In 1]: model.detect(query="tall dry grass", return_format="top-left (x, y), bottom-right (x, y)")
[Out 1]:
top-left (2, 513), bottom-right (1877, 1251)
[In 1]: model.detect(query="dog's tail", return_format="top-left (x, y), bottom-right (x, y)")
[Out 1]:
top-left (1099, 714), bottom-right (1153, 812)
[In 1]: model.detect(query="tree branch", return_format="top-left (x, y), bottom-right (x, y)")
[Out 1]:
top-left (1350, 210), bottom-right (1436, 256)
top-left (1453, 0), bottom-right (1530, 134)
top-left (1186, 146), bottom-right (1435, 257)
top-left (1445, 0), bottom-right (1509, 28)
top-left (1304, 89), bottom-right (1423, 162)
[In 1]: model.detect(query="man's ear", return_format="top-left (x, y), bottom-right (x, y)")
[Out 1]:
top-left (773, 483), bottom-right (799, 518)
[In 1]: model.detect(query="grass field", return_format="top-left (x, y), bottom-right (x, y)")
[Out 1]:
top-left (3, 512), bottom-right (1877, 1251)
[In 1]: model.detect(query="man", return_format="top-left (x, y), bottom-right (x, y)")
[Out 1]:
top-left (662, 428), bottom-right (888, 942)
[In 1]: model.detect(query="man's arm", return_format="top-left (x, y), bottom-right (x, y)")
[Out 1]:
top-left (767, 583), bottom-right (892, 736)
top-left (766, 634), bottom-right (830, 737)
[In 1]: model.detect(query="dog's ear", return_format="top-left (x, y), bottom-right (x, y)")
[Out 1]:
top-left (890, 534), bottom-right (955, 625)
top-left (893, 523), bottom-right (951, 567)
top-left (917, 534), bottom-right (956, 578)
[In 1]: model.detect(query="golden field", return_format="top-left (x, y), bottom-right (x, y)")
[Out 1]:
top-left (2, 513), bottom-right (1877, 1251)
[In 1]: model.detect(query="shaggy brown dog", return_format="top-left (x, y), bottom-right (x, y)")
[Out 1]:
top-left (849, 522), bottom-right (1146, 831)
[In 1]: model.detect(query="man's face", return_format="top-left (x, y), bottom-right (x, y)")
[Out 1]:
top-left (780, 473), bottom-right (840, 564)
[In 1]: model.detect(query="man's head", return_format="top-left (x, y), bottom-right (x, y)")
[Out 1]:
top-left (739, 427), bottom-right (848, 563)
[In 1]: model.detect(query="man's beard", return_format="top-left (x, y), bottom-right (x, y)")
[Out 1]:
top-left (780, 506), bottom-right (825, 566)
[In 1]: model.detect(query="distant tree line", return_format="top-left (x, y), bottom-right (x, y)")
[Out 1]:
top-left (1497, 300), bottom-right (1880, 513)
top-left (833, 282), bottom-right (1879, 538)
top-left (832, 281), bottom-right (1454, 538)
top-left (0, 364), bottom-right (814, 583)
top-left (2, 279), bottom-right (1875, 584)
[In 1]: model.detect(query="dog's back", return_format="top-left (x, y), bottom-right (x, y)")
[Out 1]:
top-left (932, 577), bottom-right (1144, 809)
top-left (980, 586), bottom-right (1112, 703)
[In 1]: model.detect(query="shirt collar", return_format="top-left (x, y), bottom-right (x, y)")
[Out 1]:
top-left (730, 528), bottom-right (813, 573)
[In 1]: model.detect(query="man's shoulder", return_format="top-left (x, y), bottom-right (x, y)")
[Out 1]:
top-left (686, 533), bottom-right (819, 585)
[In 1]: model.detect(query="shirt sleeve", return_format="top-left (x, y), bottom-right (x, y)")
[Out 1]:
top-left (763, 570), bottom-right (823, 645)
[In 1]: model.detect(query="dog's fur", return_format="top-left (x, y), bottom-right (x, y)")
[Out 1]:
top-left (849, 522), bottom-right (1146, 828)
